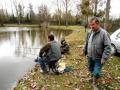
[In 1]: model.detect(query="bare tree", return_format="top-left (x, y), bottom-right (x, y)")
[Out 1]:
top-left (94, 0), bottom-right (98, 15)
top-left (62, 0), bottom-right (72, 27)
top-left (0, 0), bottom-right (5, 26)
top-left (89, 0), bottom-right (106, 16)
top-left (13, 0), bottom-right (19, 23)
top-left (9, 0), bottom-right (17, 23)
top-left (104, 0), bottom-right (111, 30)
top-left (37, 5), bottom-right (50, 26)
top-left (79, 0), bottom-right (93, 27)
top-left (12, 0), bottom-right (24, 24)
top-left (29, 3), bottom-right (35, 23)
top-left (56, 0), bottom-right (61, 25)
top-left (17, 3), bottom-right (24, 24)
top-left (10, 0), bottom-right (14, 16)
top-left (0, 9), bottom-right (5, 26)
top-left (65, 0), bottom-right (68, 27)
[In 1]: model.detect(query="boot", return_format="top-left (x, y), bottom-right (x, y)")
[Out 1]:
top-left (92, 76), bottom-right (97, 85)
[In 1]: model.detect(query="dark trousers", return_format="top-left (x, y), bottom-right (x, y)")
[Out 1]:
top-left (38, 57), bottom-right (48, 72)
top-left (37, 57), bottom-right (58, 72)
top-left (87, 57), bottom-right (103, 78)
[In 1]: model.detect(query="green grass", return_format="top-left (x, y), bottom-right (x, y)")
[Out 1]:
top-left (14, 26), bottom-right (120, 90)
top-left (4, 24), bottom-right (39, 27)
top-left (50, 25), bottom-right (84, 31)
top-left (97, 56), bottom-right (120, 90)
top-left (4, 24), bottom-right (84, 31)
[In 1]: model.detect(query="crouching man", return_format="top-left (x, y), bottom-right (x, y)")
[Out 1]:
top-left (60, 38), bottom-right (70, 54)
top-left (35, 34), bottom-right (61, 73)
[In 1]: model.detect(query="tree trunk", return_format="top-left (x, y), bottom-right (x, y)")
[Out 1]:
top-left (94, 0), bottom-right (98, 16)
top-left (0, 0), bottom-right (5, 26)
top-left (57, 0), bottom-right (61, 25)
top-left (104, 0), bottom-right (111, 30)
top-left (65, 0), bottom-right (68, 27)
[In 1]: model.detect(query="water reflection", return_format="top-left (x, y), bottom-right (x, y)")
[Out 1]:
top-left (0, 27), bottom-right (72, 58)
top-left (0, 27), bottom-right (72, 90)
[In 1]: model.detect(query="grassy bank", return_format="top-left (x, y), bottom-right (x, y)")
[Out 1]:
top-left (15, 27), bottom-right (120, 90)
top-left (50, 25), bottom-right (84, 31)
top-left (4, 24), bottom-right (84, 31)
top-left (4, 24), bottom-right (39, 27)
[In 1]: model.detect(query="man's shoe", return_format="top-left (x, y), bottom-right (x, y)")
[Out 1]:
top-left (40, 69), bottom-right (43, 73)
top-left (92, 76), bottom-right (101, 85)
top-left (92, 77), bottom-right (97, 85)
top-left (87, 74), bottom-right (93, 82)
top-left (42, 71), bottom-right (48, 74)
top-left (40, 69), bottom-right (48, 74)
top-left (87, 77), bottom-right (93, 83)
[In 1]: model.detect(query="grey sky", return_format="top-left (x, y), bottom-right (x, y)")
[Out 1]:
top-left (110, 0), bottom-right (120, 18)
top-left (0, 0), bottom-right (120, 18)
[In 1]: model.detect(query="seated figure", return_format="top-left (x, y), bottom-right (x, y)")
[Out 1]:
top-left (35, 34), bottom-right (61, 73)
top-left (60, 38), bottom-right (70, 54)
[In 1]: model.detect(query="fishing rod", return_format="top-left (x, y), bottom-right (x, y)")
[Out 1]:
top-left (16, 47), bottom-right (40, 57)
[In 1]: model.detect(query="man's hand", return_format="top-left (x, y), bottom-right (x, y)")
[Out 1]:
top-left (80, 52), bottom-right (85, 56)
top-left (34, 58), bottom-right (38, 62)
top-left (101, 59), bottom-right (106, 64)
top-left (34, 64), bottom-right (40, 71)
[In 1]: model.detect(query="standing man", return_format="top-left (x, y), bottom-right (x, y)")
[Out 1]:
top-left (35, 34), bottom-right (61, 73)
top-left (83, 17), bottom-right (111, 84)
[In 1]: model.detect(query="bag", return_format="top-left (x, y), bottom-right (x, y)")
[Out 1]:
top-left (58, 60), bottom-right (66, 73)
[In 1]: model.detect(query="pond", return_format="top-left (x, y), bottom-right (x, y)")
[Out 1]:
top-left (0, 27), bottom-right (72, 90)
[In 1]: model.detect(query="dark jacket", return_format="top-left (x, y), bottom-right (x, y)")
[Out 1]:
top-left (83, 27), bottom-right (111, 60)
top-left (39, 40), bottom-right (61, 61)
top-left (61, 39), bottom-right (69, 54)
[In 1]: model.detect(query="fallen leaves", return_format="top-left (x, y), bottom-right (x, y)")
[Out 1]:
top-left (14, 43), bottom-right (120, 90)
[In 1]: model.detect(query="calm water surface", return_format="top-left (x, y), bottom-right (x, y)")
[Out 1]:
top-left (0, 27), bottom-right (72, 90)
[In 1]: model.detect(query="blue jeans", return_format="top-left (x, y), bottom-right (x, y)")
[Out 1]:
top-left (37, 57), bottom-right (48, 72)
top-left (87, 57), bottom-right (102, 78)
